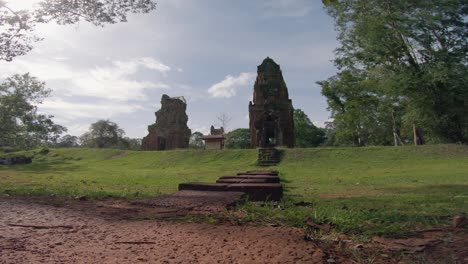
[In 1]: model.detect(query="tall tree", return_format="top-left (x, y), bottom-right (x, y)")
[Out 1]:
top-left (225, 128), bottom-right (250, 149)
top-left (80, 119), bottom-right (125, 148)
top-left (321, 0), bottom-right (468, 144)
top-left (121, 137), bottom-right (142, 150)
top-left (189, 131), bottom-right (204, 149)
top-left (0, 73), bottom-right (66, 148)
top-left (319, 70), bottom-right (397, 146)
top-left (293, 109), bottom-right (326, 147)
top-left (55, 134), bottom-right (79, 148)
top-left (216, 112), bottom-right (232, 132)
top-left (0, 0), bottom-right (157, 61)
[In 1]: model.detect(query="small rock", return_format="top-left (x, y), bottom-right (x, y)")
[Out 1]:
top-left (353, 244), bottom-right (364, 249)
top-left (327, 259), bottom-right (336, 263)
top-left (453, 215), bottom-right (467, 228)
top-left (75, 196), bottom-right (87, 201)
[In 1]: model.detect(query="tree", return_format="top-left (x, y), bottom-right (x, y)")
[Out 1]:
top-left (293, 109), bottom-right (326, 148)
top-left (318, 70), bottom-right (397, 146)
top-left (122, 137), bottom-right (142, 150)
top-left (79, 119), bottom-right (126, 148)
top-left (189, 131), bottom-right (204, 149)
top-left (225, 128), bottom-right (250, 149)
top-left (0, 0), bottom-right (157, 61)
top-left (0, 73), bottom-right (66, 148)
top-left (55, 134), bottom-right (79, 148)
top-left (216, 112), bottom-right (232, 132)
top-left (320, 0), bottom-right (468, 144)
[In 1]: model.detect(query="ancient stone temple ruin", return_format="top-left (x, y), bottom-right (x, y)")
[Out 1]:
top-left (142, 94), bottom-right (191, 150)
top-left (249, 57), bottom-right (294, 148)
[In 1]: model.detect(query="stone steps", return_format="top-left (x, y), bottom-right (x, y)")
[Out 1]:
top-left (216, 178), bottom-right (274, 184)
top-left (219, 175), bottom-right (280, 183)
top-left (240, 171), bottom-right (279, 176)
top-left (178, 170), bottom-right (283, 201)
top-left (179, 183), bottom-right (228, 192)
top-left (257, 148), bottom-right (280, 166)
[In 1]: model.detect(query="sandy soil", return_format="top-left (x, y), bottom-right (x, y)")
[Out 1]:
top-left (0, 197), bottom-right (325, 264)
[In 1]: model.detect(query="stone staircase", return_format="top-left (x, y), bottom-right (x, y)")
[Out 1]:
top-left (179, 170), bottom-right (283, 201)
top-left (258, 148), bottom-right (280, 166)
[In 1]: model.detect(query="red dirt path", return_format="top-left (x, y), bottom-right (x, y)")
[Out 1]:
top-left (0, 197), bottom-right (324, 263)
top-left (1, 196), bottom-right (466, 263)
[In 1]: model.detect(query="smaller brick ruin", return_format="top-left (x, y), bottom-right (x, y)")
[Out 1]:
top-left (210, 126), bottom-right (224, 136)
top-left (142, 94), bottom-right (191, 150)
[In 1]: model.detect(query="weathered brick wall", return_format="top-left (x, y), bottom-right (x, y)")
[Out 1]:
top-left (142, 95), bottom-right (191, 150)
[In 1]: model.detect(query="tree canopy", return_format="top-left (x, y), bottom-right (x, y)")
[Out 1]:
top-left (319, 0), bottom-right (468, 145)
top-left (0, 73), bottom-right (66, 148)
top-left (0, 0), bottom-right (157, 61)
top-left (80, 119), bottom-right (126, 149)
top-left (54, 134), bottom-right (79, 148)
top-left (189, 131), bottom-right (204, 149)
top-left (225, 128), bottom-right (250, 149)
top-left (294, 109), bottom-right (326, 147)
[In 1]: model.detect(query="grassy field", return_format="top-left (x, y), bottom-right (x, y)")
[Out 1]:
top-left (1, 145), bottom-right (467, 236)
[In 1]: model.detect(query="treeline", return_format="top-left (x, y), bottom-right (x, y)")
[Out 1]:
top-left (320, 0), bottom-right (467, 146)
top-left (0, 74), bottom-right (141, 151)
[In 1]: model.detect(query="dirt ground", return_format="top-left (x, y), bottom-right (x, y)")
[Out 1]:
top-left (0, 196), bottom-right (467, 264)
top-left (0, 196), bottom-right (327, 264)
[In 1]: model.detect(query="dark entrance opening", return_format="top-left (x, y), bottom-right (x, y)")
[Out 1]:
top-left (157, 137), bottom-right (166, 150)
top-left (263, 116), bottom-right (276, 147)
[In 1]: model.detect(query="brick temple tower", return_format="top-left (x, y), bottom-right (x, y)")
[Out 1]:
top-left (249, 57), bottom-right (294, 148)
top-left (142, 94), bottom-right (191, 150)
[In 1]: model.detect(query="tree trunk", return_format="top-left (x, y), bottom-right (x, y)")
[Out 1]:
top-left (413, 124), bottom-right (424, 145)
top-left (391, 110), bottom-right (401, 146)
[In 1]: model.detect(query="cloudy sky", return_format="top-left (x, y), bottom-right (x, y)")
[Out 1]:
top-left (1, 0), bottom-right (339, 138)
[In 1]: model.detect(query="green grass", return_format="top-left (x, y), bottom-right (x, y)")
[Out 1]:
top-left (1, 144), bottom-right (467, 236)
top-left (0, 148), bottom-right (258, 198)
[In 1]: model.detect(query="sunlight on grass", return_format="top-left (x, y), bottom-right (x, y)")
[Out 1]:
top-left (1, 144), bottom-right (467, 236)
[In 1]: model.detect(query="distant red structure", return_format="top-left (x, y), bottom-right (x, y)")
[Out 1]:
top-left (202, 126), bottom-right (225, 150)
top-left (249, 57), bottom-right (294, 148)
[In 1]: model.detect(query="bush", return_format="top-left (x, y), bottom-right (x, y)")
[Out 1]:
top-left (0, 146), bottom-right (20, 153)
top-left (38, 147), bottom-right (49, 155)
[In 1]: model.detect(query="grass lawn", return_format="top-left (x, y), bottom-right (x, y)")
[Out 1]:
top-left (1, 144), bottom-right (467, 236)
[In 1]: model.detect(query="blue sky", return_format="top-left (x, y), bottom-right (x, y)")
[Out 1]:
top-left (0, 0), bottom-right (339, 138)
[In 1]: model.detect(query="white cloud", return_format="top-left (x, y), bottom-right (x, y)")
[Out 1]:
top-left (0, 57), bottom-right (171, 101)
top-left (188, 123), bottom-right (209, 135)
top-left (40, 98), bottom-right (145, 120)
top-left (137, 57), bottom-right (171, 73)
top-left (208, 72), bottom-right (255, 98)
top-left (0, 59), bottom-right (75, 80)
top-left (262, 0), bottom-right (314, 18)
top-left (72, 60), bottom-right (170, 101)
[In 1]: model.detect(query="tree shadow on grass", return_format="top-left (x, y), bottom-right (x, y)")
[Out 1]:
top-left (3, 160), bottom-right (82, 175)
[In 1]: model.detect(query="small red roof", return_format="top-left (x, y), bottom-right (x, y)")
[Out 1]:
top-left (202, 135), bottom-right (225, 140)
